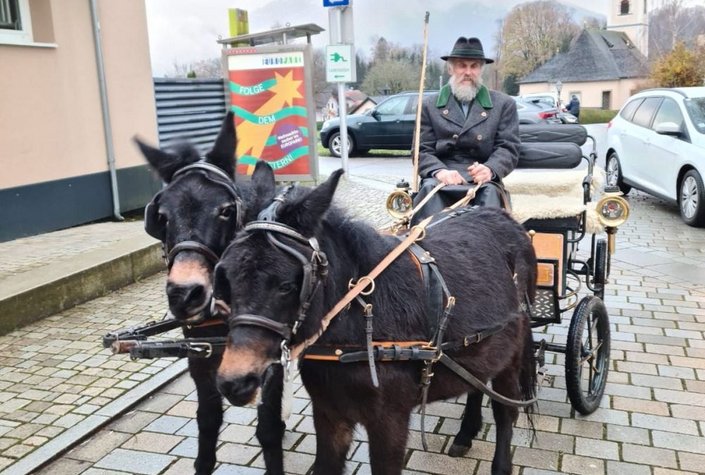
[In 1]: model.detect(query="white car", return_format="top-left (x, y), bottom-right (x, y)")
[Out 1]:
top-left (605, 87), bottom-right (705, 227)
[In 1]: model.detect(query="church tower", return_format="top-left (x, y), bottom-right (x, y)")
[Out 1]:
top-left (607, 0), bottom-right (650, 57)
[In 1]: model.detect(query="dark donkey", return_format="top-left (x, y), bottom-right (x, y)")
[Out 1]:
top-left (134, 112), bottom-right (285, 475)
top-left (213, 170), bottom-right (539, 475)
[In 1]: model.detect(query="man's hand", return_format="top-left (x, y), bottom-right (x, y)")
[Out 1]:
top-left (468, 162), bottom-right (493, 185)
top-left (435, 169), bottom-right (467, 185)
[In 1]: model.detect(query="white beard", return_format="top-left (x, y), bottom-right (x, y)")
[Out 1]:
top-left (449, 74), bottom-right (481, 103)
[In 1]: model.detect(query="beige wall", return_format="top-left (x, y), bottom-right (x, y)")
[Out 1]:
top-left (0, 0), bottom-right (157, 189)
top-left (519, 78), bottom-right (647, 110)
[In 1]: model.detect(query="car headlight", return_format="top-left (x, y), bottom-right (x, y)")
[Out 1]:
top-left (596, 190), bottom-right (630, 227)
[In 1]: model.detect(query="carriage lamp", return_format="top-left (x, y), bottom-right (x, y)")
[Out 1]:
top-left (596, 186), bottom-right (630, 254)
top-left (386, 179), bottom-right (414, 220)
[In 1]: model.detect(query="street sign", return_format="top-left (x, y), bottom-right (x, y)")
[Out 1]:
top-left (326, 44), bottom-right (355, 82)
top-left (323, 0), bottom-right (349, 6)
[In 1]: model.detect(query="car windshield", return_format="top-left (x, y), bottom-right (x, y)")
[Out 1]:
top-left (684, 97), bottom-right (705, 135)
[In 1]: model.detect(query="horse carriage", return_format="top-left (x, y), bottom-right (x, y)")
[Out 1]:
top-left (102, 114), bottom-right (629, 475)
top-left (385, 123), bottom-right (630, 415)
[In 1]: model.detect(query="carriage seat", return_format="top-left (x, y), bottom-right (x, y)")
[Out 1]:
top-left (504, 124), bottom-right (605, 235)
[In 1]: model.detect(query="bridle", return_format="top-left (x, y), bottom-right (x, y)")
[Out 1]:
top-left (145, 161), bottom-right (244, 269)
top-left (214, 189), bottom-right (328, 352)
top-left (225, 223), bottom-right (328, 344)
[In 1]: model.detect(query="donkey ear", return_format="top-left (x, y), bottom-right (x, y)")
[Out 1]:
top-left (205, 111), bottom-right (236, 179)
top-left (285, 169), bottom-right (344, 234)
top-left (134, 136), bottom-right (181, 183)
top-left (252, 160), bottom-right (276, 200)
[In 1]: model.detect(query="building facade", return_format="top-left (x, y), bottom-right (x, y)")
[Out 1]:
top-left (0, 0), bottom-right (159, 241)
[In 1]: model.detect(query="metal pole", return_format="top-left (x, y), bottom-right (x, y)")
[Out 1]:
top-left (90, 0), bottom-right (123, 221)
top-left (337, 7), bottom-right (349, 175)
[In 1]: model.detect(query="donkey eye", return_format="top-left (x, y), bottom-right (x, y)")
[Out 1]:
top-left (219, 205), bottom-right (234, 220)
top-left (278, 282), bottom-right (297, 294)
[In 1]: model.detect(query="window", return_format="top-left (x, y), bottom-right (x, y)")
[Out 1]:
top-left (375, 96), bottom-right (408, 116)
top-left (620, 0), bottom-right (630, 15)
top-left (652, 98), bottom-right (684, 130)
top-left (631, 97), bottom-right (662, 128)
top-left (620, 98), bottom-right (644, 121)
top-left (684, 97), bottom-right (705, 135)
top-left (0, 0), bottom-right (32, 44)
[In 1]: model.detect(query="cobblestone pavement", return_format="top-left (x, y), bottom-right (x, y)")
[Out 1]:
top-left (2, 175), bottom-right (705, 474)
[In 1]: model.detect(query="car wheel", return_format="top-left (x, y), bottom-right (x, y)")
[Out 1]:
top-left (606, 153), bottom-right (631, 195)
top-left (679, 170), bottom-right (705, 227)
top-left (328, 132), bottom-right (356, 158)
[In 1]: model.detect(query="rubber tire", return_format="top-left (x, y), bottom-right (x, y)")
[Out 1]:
top-left (606, 153), bottom-right (631, 195)
top-left (679, 169), bottom-right (705, 227)
top-left (565, 296), bottom-right (610, 415)
top-left (328, 131), bottom-right (356, 158)
top-left (593, 238), bottom-right (607, 293)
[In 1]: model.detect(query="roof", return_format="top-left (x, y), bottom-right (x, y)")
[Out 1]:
top-left (217, 23), bottom-right (325, 46)
top-left (519, 29), bottom-right (649, 84)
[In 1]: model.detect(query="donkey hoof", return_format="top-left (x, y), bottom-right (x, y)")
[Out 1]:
top-left (448, 443), bottom-right (471, 458)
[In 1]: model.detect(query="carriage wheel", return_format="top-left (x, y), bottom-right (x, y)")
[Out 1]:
top-left (593, 238), bottom-right (607, 298)
top-left (565, 296), bottom-right (610, 415)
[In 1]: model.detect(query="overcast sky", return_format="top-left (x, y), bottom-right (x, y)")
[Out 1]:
top-left (145, 0), bottom-right (612, 76)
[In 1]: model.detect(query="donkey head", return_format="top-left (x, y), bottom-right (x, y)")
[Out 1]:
top-left (135, 112), bottom-right (276, 322)
top-left (214, 169), bottom-right (344, 406)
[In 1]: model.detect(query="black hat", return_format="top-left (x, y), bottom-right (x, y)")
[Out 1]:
top-left (441, 36), bottom-right (494, 64)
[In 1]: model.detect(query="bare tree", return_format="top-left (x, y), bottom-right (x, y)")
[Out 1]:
top-left (165, 57), bottom-right (222, 78)
top-left (497, 0), bottom-right (580, 80)
top-left (649, 0), bottom-right (705, 58)
top-left (360, 60), bottom-right (419, 96)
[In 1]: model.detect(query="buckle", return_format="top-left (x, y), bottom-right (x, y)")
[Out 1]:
top-left (190, 342), bottom-right (213, 358)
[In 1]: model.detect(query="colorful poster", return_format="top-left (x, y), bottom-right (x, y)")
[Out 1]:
top-left (225, 46), bottom-right (317, 180)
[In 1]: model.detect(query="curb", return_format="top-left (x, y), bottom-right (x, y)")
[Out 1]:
top-left (0, 236), bottom-right (165, 336)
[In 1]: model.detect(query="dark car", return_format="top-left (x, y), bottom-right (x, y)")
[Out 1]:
top-left (320, 91), bottom-right (434, 157)
top-left (512, 97), bottom-right (562, 124)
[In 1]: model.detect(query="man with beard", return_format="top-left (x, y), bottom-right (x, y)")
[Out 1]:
top-left (413, 37), bottom-right (519, 222)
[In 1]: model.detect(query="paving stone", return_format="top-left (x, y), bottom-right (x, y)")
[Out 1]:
top-left (405, 450), bottom-right (478, 474)
top-left (605, 460), bottom-right (652, 475)
top-left (560, 454), bottom-right (605, 475)
top-left (574, 438), bottom-right (619, 460)
top-left (107, 410), bottom-right (160, 433)
top-left (35, 457), bottom-right (93, 475)
top-left (122, 432), bottom-right (184, 453)
top-left (621, 443), bottom-right (678, 468)
top-left (143, 415), bottom-right (190, 435)
top-left (651, 431), bottom-right (705, 454)
top-left (94, 448), bottom-right (175, 474)
top-left (605, 424), bottom-right (650, 445)
top-left (512, 446), bottom-right (559, 470)
top-left (67, 430), bottom-right (132, 463)
top-left (611, 396), bottom-right (670, 416)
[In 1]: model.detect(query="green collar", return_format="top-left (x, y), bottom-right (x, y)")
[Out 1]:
top-left (436, 84), bottom-right (493, 109)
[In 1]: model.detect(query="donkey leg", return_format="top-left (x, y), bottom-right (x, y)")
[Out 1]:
top-left (256, 365), bottom-right (285, 475)
top-left (366, 412), bottom-right (410, 475)
top-left (448, 391), bottom-right (484, 457)
top-left (189, 358), bottom-right (223, 475)
top-left (490, 374), bottom-right (520, 475)
top-left (311, 406), bottom-right (355, 475)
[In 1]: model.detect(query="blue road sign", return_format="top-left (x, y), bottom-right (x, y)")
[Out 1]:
top-left (323, 0), bottom-right (349, 6)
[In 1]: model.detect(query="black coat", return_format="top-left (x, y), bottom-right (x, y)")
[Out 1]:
top-left (418, 84), bottom-right (520, 180)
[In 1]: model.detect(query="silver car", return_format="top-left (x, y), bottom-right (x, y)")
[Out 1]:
top-left (605, 87), bottom-right (705, 227)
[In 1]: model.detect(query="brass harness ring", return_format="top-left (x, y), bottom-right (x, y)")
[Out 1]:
top-left (349, 276), bottom-right (375, 296)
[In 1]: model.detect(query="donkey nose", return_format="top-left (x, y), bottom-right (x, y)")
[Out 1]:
top-left (166, 282), bottom-right (207, 317)
top-left (217, 374), bottom-right (260, 407)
